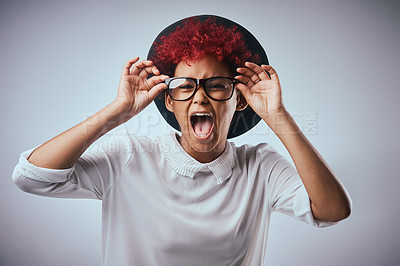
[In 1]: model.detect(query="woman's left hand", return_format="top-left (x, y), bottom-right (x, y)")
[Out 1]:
top-left (235, 62), bottom-right (286, 122)
top-left (237, 63), bottom-right (352, 222)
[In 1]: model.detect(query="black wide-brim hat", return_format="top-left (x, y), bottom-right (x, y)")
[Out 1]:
top-left (147, 14), bottom-right (269, 139)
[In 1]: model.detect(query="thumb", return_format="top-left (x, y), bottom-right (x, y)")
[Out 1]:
top-left (148, 82), bottom-right (167, 101)
top-left (235, 83), bottom-right (252, 102)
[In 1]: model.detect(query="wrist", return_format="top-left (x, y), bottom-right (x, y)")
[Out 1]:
top-left (261, 107), bottom-right (289, 125)
top-left (108, 100), bottom-right (135, 123)
top-left (91, 102), bottom-right (132, 134)
top-left (262, 108), bottom-right (301, 135)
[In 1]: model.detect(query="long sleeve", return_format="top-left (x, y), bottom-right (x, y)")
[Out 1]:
top-left (259, 144), bottom-right (337, 228)
top-left (12, 133), bottom-right (133, 200)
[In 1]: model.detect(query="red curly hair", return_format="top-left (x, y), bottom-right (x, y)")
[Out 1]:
top-left (151, 17), bottom-right (261, 76)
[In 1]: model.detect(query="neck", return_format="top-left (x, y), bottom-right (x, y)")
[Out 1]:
top-left (177, 135), bottom-right (226, 163)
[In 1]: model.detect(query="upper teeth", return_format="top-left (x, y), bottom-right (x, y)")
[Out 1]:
top-left (192, 113), bottom-right (211, 117)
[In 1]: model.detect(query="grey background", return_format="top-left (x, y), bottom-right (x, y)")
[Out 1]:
top-left (1, 0), bottom-right (399, 265)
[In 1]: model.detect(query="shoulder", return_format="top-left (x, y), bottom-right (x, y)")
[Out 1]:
top-left (232, 141), bottom-right (293, 176)
top-left (234, 142), bottom-right (281, 163)
top-left (85, 132), bottom-right (159, 159)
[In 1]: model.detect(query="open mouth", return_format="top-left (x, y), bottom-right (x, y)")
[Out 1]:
top-left (190, 113), bottom-right (214, 139)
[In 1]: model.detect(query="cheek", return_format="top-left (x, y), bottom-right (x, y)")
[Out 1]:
top-left (226, 97), bottom-right (239, 116)
top-left (216, 102), bottom-right (237, 128)
top-left (172, 103), bottom-right (190, 126)
top-left (171, 102), bottom-right (184, 114)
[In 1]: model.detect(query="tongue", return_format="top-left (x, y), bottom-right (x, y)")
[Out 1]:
top-left (193, 116), bottom-right (213, 136)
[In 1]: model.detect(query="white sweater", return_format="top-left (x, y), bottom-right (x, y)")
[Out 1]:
top-left (12, 131), bottom-right (335, 266)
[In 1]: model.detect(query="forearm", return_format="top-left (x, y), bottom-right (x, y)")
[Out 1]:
top-left (25, 57), bottom-right (166, 170)
top-left (27, 101), bottom-right (128, 169)
top-left (264, 109), bottom-right (351, 222)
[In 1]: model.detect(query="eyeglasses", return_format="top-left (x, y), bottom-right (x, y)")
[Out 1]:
top-left (165, 77), bottom-right (238, 101)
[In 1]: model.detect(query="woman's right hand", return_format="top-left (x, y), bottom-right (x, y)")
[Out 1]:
top-left (113, 57), bottom-right (169, 123)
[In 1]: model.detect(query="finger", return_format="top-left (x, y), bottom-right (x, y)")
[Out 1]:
top-left (147, 74), bottom-right (169, 89)
top-left (245, 62), bottom-right (270, 80)
top-left (236, 67), bottom-right (261, 83)
top-left (122, 57), bottom-right (140, 76)
top-left (235, 75), bottom-right (255, 87)
top-left (136, 66), bottom-right (160, 79)
top-left (138, 67), bottom-right (153, 79)
top-left (152, 66), bottom-right (160, 76)
top-left (261, 65), bottom-right (278, 80)
top-left (131, 60), bottom-right (155, 75)
top-left (236, 67), bottom-right (257, 78)
top-left (131, 61), bottom-right (154, 76)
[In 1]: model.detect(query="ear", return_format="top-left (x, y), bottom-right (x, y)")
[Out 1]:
top-left (165, 91), bottom-right (174, 112)
top-left (236, 90), bottom-right (248, 111)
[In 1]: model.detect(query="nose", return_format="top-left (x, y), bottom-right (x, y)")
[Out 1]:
top-left (192, 85), bottom-right (209, 104)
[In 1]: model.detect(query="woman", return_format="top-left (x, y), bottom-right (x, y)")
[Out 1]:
top-left (12, 15), bottom-right (351, 265)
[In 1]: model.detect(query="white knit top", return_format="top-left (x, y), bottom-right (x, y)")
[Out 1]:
top-left (12, 131), bottom-right (335, 266)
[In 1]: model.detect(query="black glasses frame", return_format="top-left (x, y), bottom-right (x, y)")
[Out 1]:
top-left (165, 76), bottom-right (238, 101)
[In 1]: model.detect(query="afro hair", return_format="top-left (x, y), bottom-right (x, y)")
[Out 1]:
top-left (151, 17), bottom-right (261, 77)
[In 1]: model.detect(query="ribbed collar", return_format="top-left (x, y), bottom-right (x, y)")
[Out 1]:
top-left (157, 132), bottom-right (237, 184)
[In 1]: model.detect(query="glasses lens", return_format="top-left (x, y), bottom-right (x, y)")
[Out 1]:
top-left (205, 78), bottom-right (234, 100)
top-left (169, 78), bottom-right (196, 100)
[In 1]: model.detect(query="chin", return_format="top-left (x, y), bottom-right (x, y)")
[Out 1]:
top-left (192, 139), bottom-right (219, 154)
top-left (183, 129), bottom-right (223, 153)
